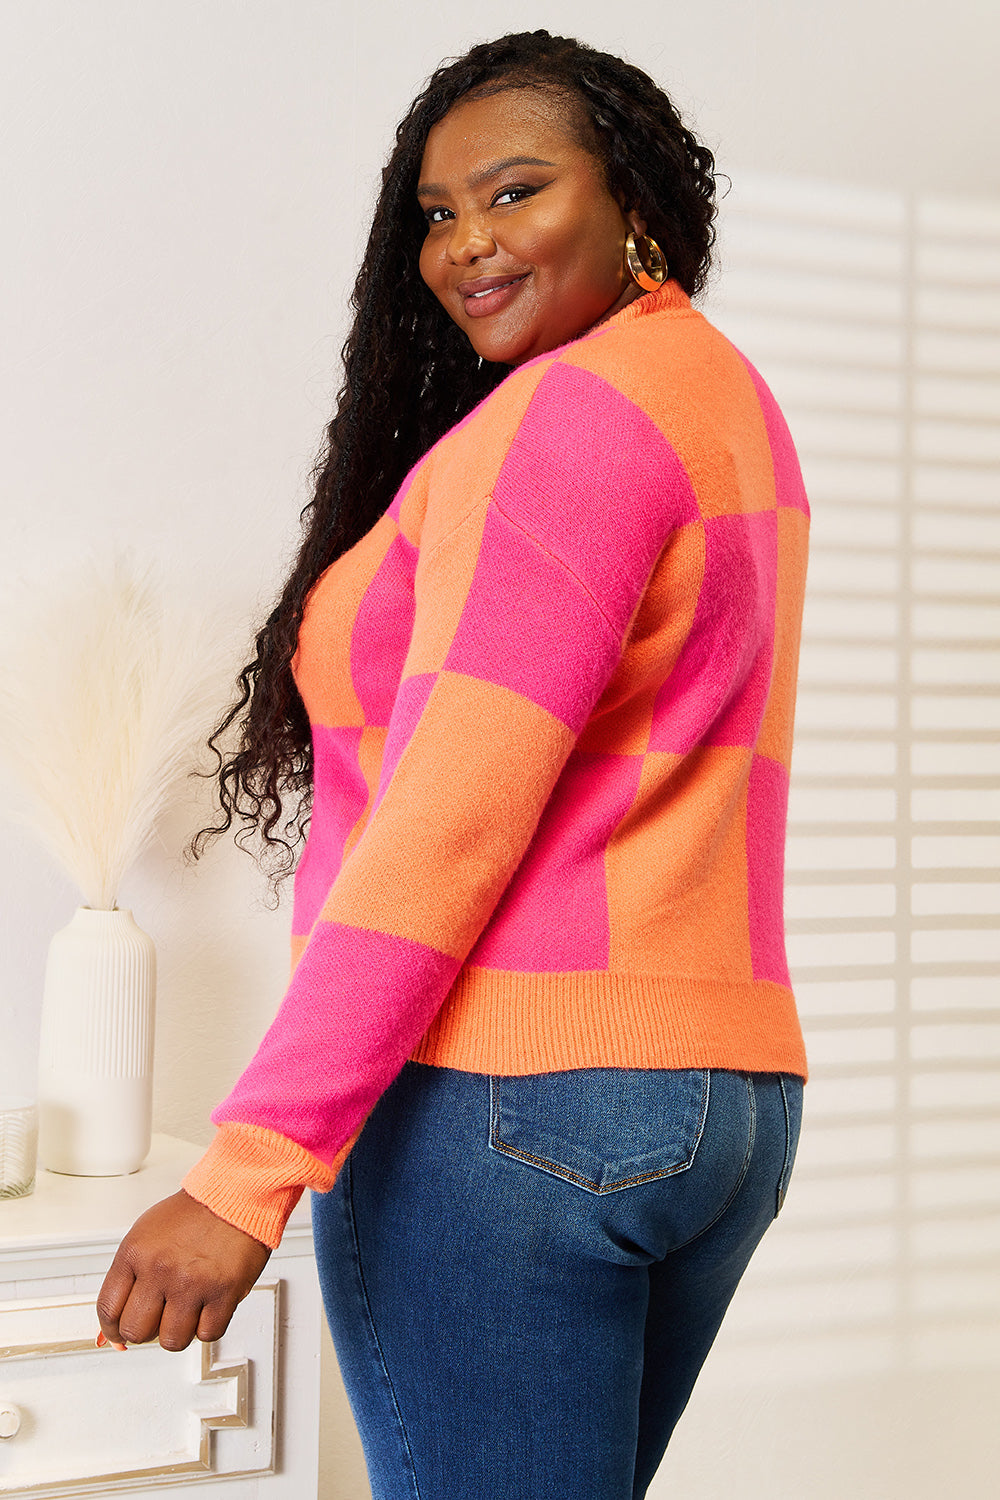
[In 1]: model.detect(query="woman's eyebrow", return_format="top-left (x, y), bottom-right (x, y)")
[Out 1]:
top-left (416, 156), bottom-right (556, 199)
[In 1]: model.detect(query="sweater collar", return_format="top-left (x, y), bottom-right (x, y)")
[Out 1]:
top-left (612, 278), bottom-right (692, 326)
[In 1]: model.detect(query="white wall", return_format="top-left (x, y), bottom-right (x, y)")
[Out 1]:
top-left (2, 3), bottom-right (997, 1497)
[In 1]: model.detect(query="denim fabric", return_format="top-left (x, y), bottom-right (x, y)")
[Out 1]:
top-left (312, 1061), bottom-right (802, 1500)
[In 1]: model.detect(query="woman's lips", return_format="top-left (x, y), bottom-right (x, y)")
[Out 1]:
top-left (459, 272), bottom-right (529, 319)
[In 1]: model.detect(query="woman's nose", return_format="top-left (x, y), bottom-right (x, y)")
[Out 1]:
top-left (447, 215), bottom-right (495, 265)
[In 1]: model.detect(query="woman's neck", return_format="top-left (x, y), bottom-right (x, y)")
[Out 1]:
top-left (587, 280), bottom-right (647, 334)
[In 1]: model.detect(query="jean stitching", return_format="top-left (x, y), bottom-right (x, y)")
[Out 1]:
top-left (776, 1075), bottom-right (795, 1215)
top-left (491, 1140), bottom-right (698, 1192)
top-left (345, 1156), bottom-right (423, 1500)
top-left (488, 1070), bottom-right (712, 1195)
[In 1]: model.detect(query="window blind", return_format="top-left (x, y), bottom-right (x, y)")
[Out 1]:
top-left (698, 174), bottom-right (1000, 1380)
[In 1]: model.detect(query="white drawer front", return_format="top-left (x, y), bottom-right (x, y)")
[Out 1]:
top-left (0, 1284), bottom-right (278, 1495)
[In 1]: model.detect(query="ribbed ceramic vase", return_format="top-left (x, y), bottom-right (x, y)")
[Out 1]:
top-left (37, 907), bottom-right (156, 1175)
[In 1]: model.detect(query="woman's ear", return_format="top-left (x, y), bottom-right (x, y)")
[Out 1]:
top-left (612, 189), bottom-right (647, 240)
top-left (626, 207), bottom-right (647, 238)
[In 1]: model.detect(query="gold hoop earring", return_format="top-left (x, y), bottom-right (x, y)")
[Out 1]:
top-left (625, 232), bottom-right (668, 291)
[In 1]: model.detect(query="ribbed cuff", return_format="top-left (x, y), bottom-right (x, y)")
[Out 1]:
top-left (181, 1122), bottom-right (345, 1249)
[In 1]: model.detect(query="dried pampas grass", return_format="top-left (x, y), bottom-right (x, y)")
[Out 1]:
top-left (0, 555), bottom-right (236, 909)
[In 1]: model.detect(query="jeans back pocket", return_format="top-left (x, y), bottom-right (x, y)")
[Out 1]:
top-left (489, 1068), bottom-right (710, 1194)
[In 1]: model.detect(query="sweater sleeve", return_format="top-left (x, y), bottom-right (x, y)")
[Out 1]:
top-left (183, 359), bottom-right (694, 1246)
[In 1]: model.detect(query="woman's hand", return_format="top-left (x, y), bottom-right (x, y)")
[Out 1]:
top-left (96, 1190), bottom-right (272, 1352)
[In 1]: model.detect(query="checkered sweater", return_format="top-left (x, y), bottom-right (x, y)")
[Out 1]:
top-left (184, 281), bottom-right (810, 1247)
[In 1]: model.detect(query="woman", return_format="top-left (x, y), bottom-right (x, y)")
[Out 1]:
top-left (98, 30), bottom-right (809, 1499)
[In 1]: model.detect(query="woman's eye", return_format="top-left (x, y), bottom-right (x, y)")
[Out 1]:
top-left (492, 185), bottom-right (534, 207)
top-left (424, 206), bottom-right (453, 225)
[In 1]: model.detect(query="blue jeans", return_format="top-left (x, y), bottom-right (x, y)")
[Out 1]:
top-left (312, 1061), bottom-right (802, 1500)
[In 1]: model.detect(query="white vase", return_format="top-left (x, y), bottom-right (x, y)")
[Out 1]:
top-left (37, 907), bottom-right (156, 1175)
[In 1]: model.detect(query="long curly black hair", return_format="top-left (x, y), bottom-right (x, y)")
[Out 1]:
top-left (192, 30), bottom-right (718, 883)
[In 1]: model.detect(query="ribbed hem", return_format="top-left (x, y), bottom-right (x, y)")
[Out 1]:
top-left (410, 968), bottom-right (808, 1080)
top-left (182, 1123), bottom-right (348, 1249)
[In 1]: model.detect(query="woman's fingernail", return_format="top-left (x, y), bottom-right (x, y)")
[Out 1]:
top-left (112, 1340), bottom-right (127, 1352)
top-left (96, 1331), bottom-right (107, 1348)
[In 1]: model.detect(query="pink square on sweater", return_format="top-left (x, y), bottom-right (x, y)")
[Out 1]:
top-left (649, 509), bottom-right (778, 754)
top-left (351, 531), bottom-right (417, 726)
top-left (375, 671), bottom-right (437, 805)
top-left (213, 920), bottom-right (461, 1159)
top-left (469, 749), bottom-right (643, 972)
top-left (746, 753), bottom-right (791, 985)
top-left (292, 726), bottom-right (367, 937)
top-left (493, 362), bottom-right (699, 637)
top-left (444, 504), bottom-right (620, 734)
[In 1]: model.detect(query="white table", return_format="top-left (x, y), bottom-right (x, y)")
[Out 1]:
top-left (0, 1135), bottom-right (321, 1497)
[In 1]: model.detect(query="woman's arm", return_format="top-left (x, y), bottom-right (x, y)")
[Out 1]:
top-left (186, 360), bottom-right (684, 1240)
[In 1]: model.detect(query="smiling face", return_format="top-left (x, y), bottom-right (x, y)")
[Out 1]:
top-left (417, 87), bottom-right (646, 366)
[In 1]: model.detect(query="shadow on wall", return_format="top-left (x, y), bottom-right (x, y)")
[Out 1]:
top-left (656, 174), bottom-right (1000, 1499)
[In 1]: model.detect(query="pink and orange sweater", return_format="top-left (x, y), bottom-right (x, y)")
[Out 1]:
top-left (184, 281), bottom-right (810, 1247)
